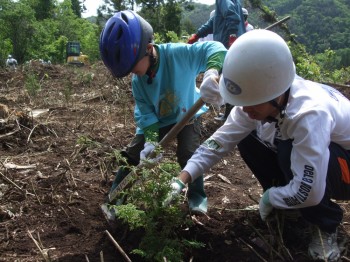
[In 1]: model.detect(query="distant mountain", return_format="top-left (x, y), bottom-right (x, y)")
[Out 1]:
top-left (182, 3), bottom-right (215, 32)
top-left (261, 0), bottom-right (350, 54)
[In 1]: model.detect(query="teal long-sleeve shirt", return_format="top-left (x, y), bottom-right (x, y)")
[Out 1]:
top-left (132, 41), bottom-right (227, 135)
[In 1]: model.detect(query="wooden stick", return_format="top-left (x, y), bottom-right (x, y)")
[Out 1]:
top-left (158, 98), bottom-right (204, 146)
top-left (105, 230), bottom-right (132, 262)
top-left (265, 16), bottom-right (291, 30)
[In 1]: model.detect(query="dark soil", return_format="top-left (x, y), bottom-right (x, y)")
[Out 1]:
top-left (0, 63), bottom-right (349, 262)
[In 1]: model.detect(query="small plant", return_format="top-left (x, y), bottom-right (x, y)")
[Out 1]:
top-left (76, 135), bottom-right (101, 148)
top-left (165, 31), bottom-right (179, 43)
top-left (110, 157), bottom-right (204, 261)
top-left (63, 80), bottom-right (73, 105)
top-left (25, 72), bottom-right (41, 97)
top-left (79, 72), bottom-right (95, 87)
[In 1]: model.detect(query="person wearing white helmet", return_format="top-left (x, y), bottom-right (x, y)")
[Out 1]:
top-left (167, 30), bottom-right (350, 261)
top-left (6, 54), bottom-right (18, 71)
top-left (242, 8), bottom-right (254, 32)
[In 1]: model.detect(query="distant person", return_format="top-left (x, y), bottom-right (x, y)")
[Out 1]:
top-left (188, 0), bottom-right (246, 122)
top-left (188, 0), bottom-right (246, 48)
top-left (6, 55), bottom-right (18, 71)
top-left (242, 8), bottom-right (254, 32)
top-left (168, 30), bottom-right (350, 262)
top-left (198, 10), bottom-right (215, 42)
top-left (100, 10), bottom-right (227, 215)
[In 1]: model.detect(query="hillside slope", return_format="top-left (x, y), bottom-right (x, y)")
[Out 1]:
top-left (261, 0), bottom-right (350, 53)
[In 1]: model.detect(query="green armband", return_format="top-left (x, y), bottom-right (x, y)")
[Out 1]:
top-left (143, 123), bottom-right (159, 142)
top-left (206, 51), bottom-right (226, 71)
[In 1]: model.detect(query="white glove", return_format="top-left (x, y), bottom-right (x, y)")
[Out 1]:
top-left (140, 142), bottom-right (162, 166)
top-left (200, 69), bottom-right (224, 107)
top-left (259, 189), bottom-right (273, 221)
top-left (163, 178), bottom-right (186, 207)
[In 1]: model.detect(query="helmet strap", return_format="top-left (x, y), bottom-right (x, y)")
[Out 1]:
top-left (267, 88), bottom-right (291, 122)
top-left (145, 46), bottom-right (158, 84)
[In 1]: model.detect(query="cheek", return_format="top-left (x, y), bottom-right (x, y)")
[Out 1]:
top-left (243, 104), bottom-right (272, 117)
top-left (132, 58), bottom-right (148, 75)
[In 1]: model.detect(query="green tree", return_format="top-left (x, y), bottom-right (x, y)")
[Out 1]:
top-left (161, 0), bottom-right (182, 38)
top-left (29, 18), bottom-right (60, 61)
top-left (25, 0), bottom-right (55, 20)
top-left (56, 0), bottom-right (100, 62)
top-left (137, 0), bottom-right (185, 41)
top-left (0, 0), bottom-right (36, 63)
top-left (71, 0), bottom-right (83, 18)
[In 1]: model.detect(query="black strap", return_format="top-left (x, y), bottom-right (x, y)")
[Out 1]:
top-left (266, 88), bottom-right (291, 123)
top-left (146, 52), bottom-right (157, 84)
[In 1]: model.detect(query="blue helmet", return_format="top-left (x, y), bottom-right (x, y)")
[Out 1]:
top-left (99, 10), bottom-right (154, 78)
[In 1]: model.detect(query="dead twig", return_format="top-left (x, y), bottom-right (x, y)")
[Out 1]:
top-left (266, 215), bottom-right (293, 261)
top-left (212, 205), bottom-right (258, 212)
top-left (27, 123), bottom-right (39, 143)
top-left (0, 128), bottom-right (20, 139)
top-left (247, 219), bottom-right (286, 261)
top-left (0, 171), bottom-right (23, 192)
top-left (31, 179), bottom-right (42, 205)
top-left (238, 237), bottom-right (268, 262)
top-left (64, 158), bottom-right (77, 188)
top-left (105, 230), bottom-right (132, 262)
top-left (27, 229), bottom-right (55, 262)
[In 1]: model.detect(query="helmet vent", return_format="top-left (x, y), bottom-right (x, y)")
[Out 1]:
top-left (115, 45), bottom-right (120, 63)
top-left (121, 13), bottom-right (129, 24)
top-left (106, 22), bottom-right (115, 38)
top-left (116, 25), bottom-right (123, 40)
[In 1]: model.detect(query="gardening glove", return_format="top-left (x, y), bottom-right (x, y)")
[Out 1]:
top-left (163, 178), bottom-right (186, 207)
top-left (200, 69), bottom-right (224, 108)
top-left (259, 189), bottom-right (273, 221)
top-left (188, 34), bottom-right (199, 44)
top-left (140, 142), bottom-right (163, 167)
top-left (228, 34), bottom-right (237, 47)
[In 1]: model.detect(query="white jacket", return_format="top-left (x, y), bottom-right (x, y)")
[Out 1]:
top-left (184, 75), bottom-right (350, 209)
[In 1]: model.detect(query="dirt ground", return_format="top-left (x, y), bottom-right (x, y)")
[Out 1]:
top-left (0, 63), bottom-right (349, 262)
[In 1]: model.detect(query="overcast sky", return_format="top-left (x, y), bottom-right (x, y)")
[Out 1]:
top-left (82, 0), bottom-right (215, 18)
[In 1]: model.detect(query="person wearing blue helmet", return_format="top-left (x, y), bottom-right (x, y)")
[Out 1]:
top-left (100, 10), bottom-right (227, 215)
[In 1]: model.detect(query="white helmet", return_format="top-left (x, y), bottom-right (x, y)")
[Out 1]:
top-left (242, 8), bottom-right (248, 16)
top-left (8, 55), bottom-right (12, 58)
top-left (219, 30), bottom-right (295, 106)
